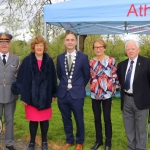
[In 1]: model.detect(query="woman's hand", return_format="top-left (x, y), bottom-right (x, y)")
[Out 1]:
top-left (52, 97), bottom-right (56, 103)
top-left (112, 86), bottom-right (116, 94)
top-left (21, 101), bottom-right (27, 106)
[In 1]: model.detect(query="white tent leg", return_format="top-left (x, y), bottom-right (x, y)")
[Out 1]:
top-left (44, 22), bottom-right (47, 40)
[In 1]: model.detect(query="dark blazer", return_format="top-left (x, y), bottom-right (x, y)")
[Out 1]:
top-left (12, 52), bottom-right (57, 110)
top-left (57, 51), bottom-right (90, 99)
top-left (117, 55), bottom-right (150, 110)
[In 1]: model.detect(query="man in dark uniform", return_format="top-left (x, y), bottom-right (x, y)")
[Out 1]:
top-left (0, 33), bottom-right (19, 150)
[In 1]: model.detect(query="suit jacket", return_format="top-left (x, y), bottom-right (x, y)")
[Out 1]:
top-left (0, 53), bottom-right (19, 103)
top-left (57, 51), bottom-right (90, 99)
top-left (117, 55), bottom-right (150, 110)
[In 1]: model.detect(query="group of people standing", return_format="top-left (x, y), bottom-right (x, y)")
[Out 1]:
top-left (0, 32), bottom-right (150, 150)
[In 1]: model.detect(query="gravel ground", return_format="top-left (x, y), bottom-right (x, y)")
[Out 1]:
top-left (0, 132), bottom-right (41, 150)
top-left (0, 132), bottom-right (59, 150)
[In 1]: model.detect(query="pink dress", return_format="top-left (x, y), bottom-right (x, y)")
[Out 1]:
top-left (25, 60), bottom-right (52, 121)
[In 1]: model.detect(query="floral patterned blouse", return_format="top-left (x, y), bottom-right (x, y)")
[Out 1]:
top-left (90, 56), bottom-right (119, 100)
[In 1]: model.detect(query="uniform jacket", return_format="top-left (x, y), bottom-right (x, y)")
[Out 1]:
top-left (57, 51), bottom-right (90, 99)
top-left (0, 53), bottom-right (19, 103)
top-left (117, 55), bottom-right (150, 110)
top-left (12, 52), bottom-right (57, 110)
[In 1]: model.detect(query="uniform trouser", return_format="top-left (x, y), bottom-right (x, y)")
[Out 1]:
top-left (123, 94), bottom-right (148, 150)
top-left (0, 101), bottom-right (16, 146)
top-left (92, 98), bottom-right (112, 147)
top-left (58, 91), bottom-right (84, 144)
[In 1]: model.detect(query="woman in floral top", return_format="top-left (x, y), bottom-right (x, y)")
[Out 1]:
top-left (90, 39), bottom-right (119, 150)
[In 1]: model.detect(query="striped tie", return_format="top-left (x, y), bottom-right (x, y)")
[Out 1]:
top-left (124, 60), bottom-right (134, 91)
top-left (68, 54), bottom-right (72, 70)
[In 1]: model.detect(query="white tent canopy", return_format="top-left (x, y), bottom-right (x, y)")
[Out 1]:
top-left (44, 0), bottom-right (150, 35)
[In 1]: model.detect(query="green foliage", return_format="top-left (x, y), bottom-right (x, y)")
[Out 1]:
top-left (10, 40), bottom-right (30, 61)
top-left (47, 33), bottom-right (66, 65)
top-left (105, 35), bottom-right (127, 63)
top-left (84, 35), bottom-right (127, 64)
top-left (84, 35), bottom-right (102, 60)
top-left (9, 34), bottom-right (150, 65)
top-left (139, 35), bottom-right (150, 57)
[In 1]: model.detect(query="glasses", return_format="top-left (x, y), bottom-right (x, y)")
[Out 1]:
top-left (94, 46), bottom-right (104, 50)
top-left (0, 42), bottom-right (10, 45)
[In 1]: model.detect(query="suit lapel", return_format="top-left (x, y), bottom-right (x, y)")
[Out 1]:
top-left (122, 59), bottom-right (128, 82)
top-left (5, 53), bottom-right (14, 66)
top-left (134, 56), bottom-right (143, 81)
top-left (0, 57), bottom-right (3, 65)
top-left (61, 52), bottom-right (68, 82)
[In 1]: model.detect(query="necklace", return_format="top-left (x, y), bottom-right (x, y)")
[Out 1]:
top-left (64, 51), bottom-right (77, 90)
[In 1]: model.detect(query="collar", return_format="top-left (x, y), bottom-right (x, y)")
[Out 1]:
top-left (67, 50), bottom-right (76, 57)
top-left (128, 55), bottom-right (138, 64)
top-left (0, 52), bottom-right (9, 57)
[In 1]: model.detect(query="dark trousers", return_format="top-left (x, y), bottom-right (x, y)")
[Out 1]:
top-left (58, 91), bottom-right (84, 144)
top-left (92, 98), bottom-right (112, 146)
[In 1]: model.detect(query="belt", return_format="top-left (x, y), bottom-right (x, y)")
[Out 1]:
top-left (124, 92), bottom-right (133, 97)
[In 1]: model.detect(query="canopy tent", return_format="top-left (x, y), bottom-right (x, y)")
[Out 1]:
top-left (44, 0), bottom-right (150, 35)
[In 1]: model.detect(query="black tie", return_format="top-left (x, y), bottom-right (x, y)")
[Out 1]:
top-left (2, 55), bottom-right (6, 65)
top-left (124, 60), bottom-right (134, 91)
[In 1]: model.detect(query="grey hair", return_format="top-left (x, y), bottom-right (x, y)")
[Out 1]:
top-left (125, 40), bottom-right (139, 49)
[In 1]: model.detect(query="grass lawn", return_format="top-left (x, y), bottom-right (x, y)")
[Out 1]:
top-left (14, 97), bottom-right (150, 150)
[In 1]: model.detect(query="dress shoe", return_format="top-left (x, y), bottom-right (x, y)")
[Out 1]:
top-left (74, 144), bottom-right (83, 150)
top-left (6, 145), bottom-right (16, 150)
top-left (59, 143), bottom-right (74, 150)
top-left (42, 142), bottom-right (48, 150)
top-left (27, 143), bottom-right (35, 150)
top-left (91, 143), bottom-right (103, 150)
top-left (105, 146), bottom-right (111, 150)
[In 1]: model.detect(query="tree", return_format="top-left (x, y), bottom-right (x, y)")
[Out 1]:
top-left (138, 35), bottom-right (150, 57)
top-left (0, 0), bottom-right (66, 41)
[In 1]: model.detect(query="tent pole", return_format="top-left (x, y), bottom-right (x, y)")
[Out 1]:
top-left (77, 34), bottom-right (79, 51)
top-left (44, 22), bottom-right (47, 40)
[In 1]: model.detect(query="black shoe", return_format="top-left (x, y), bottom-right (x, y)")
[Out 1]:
top-left (42, 142), bottom-right (48, 150)
top-left (6, 145), bottom-right (16, 150)
top-left (105, 146), bottom-right (111, 150)
top-left (91, 143), bottom-right (103, 150)
top-left (27, 143), bottom-right (35, 150)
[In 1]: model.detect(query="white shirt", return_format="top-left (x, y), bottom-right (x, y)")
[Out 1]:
top-left (125, 56), bottom-right (138, 93)
top-left (67, 50), bottom-right (76, 62)
top-left (0, 52), bottom-right (9, 62)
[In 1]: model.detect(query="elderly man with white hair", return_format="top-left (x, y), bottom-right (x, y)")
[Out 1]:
top-left (117, 40), bottom-right (150, 150)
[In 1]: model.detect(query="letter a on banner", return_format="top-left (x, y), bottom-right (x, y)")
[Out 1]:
top-left (127, 4), bottom-right (138, 16)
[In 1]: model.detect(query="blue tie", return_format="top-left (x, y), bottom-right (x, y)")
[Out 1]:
top-left (124, 60), bottom-right (134, 91)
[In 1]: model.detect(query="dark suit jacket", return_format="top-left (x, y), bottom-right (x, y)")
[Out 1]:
top-left (117, 55), bottom-right (150, 110)
top-left (57, 51), bottom-right (90, 99)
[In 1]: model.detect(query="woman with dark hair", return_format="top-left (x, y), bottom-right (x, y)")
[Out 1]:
top-left (90, 39), bottom-right (119, 150)
top-left (12, 35), bottom-right (57, 150)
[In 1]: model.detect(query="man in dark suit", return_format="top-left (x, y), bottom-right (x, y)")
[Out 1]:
top-left (57, 33), bottom-right (90, 150)
top-left (117, 40), bottom-right (150, 150)
top-left (0, 33), bottom-right (19, 150)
